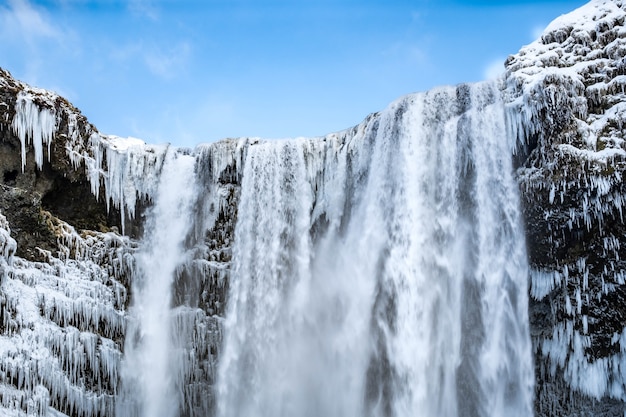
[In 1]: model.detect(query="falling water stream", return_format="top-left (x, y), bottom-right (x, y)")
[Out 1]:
top-left (118, 148), bottom-right (198, 417)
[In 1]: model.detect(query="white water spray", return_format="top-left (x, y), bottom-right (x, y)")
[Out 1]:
top-left (217, 82), bottom-right (534, 417)
top-left (118, 149), bottom-right (198, 417)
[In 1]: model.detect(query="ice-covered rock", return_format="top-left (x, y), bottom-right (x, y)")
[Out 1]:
top-left (505, 0), bottom-right (626, 414)
top-left (0, 68), bottom-right (156, 416)
top-left (0, 211), bottom-right (136, 416)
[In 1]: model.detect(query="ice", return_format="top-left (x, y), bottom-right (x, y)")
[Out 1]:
top-left (542, 321), bottom-right (626, 400)
top-left (8, 80), bottom-right (167, 234)
top-left (4, 78), bottom-right (537, 416)
top-left (80, 134), bottom-right (167, 233)
top-left (11, 92), bottom-right (57, 171)
top-left (0, 209), bottom-right (136, 417)
top-left (531, 268), bottom-right (564, 300)
top-left (504, 0), bottom-right (626, 404)
top-left (2, 0), bottom-right (626, 413)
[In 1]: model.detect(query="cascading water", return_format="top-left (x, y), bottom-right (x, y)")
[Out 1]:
top-left (117, 148), bottom-right (198, 417)
top-left (217, 81), bottom-right (534, 417)
top-left (0, 77), bottom-right (535, 417)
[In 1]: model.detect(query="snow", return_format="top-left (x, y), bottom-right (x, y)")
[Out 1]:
top-left (87, 135), bottom-right (167, 233)
top-left (497, 0), bottom-right (626, 406)
top-left (5, 74), bottom-right (167, 233)
top-left (508, 2), bottom-right (626, 226)
top-left (542, 0), bottom-right (624, 35)
top-left (506, 0), bottom-right (626, 157)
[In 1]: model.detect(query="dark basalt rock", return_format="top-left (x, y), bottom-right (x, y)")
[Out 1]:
top-left (0, 69), bottom-right (145, 262)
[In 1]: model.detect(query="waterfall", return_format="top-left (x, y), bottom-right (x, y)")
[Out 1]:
top-left (0, 77), bottom-right (536, 417)
top-left (216, 81), bottom-right (534, 417)
top-left (117, 148), bottom-right (198, 417)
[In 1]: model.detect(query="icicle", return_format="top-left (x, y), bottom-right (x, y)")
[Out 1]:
top-left (11, 92), bottom-right (57, 171)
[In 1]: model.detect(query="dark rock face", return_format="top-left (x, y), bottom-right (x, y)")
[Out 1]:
top-left (0, 68), bottom-right (128, 261)
top-left (505, 1), bottom-right (626, 415)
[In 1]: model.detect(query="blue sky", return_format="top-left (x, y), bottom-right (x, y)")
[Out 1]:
top-left (1, 0), bottom-right (587, 147)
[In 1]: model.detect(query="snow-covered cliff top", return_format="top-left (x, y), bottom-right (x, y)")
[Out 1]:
top-left (505, 0), bottom-right (626, 162)
top-left (503, 1), bottom-right (626, 409)
top-left (511, 0), bottom-right (625, 74)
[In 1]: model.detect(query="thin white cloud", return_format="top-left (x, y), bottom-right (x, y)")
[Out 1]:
top-left (128, 0), bottom-right (160, 21)
top-left (109, 41), bottom-right (192, 80)
top-left (143, 42), bottom-right (191, 79)
top-left (483, 57), bottom-right (505, 80)
top-left (0, 0), bottom-right (75, 86)
top-left (0, 0), bottom-right (61, 42)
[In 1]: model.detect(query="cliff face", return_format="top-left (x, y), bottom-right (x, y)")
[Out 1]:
top-left (504, 0), bottom-right (626, 414)
top-left (0, 69), bottom-right (153, 415)
top-left (0, 0), bottom-right (624, 416)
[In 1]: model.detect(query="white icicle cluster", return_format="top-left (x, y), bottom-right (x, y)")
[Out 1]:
top-left (11, 92), bottom-right (57, 172)
top-left (0, 210), bottom-right (137, 416)
top-left (5, 75), bottom-right (166, 231)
